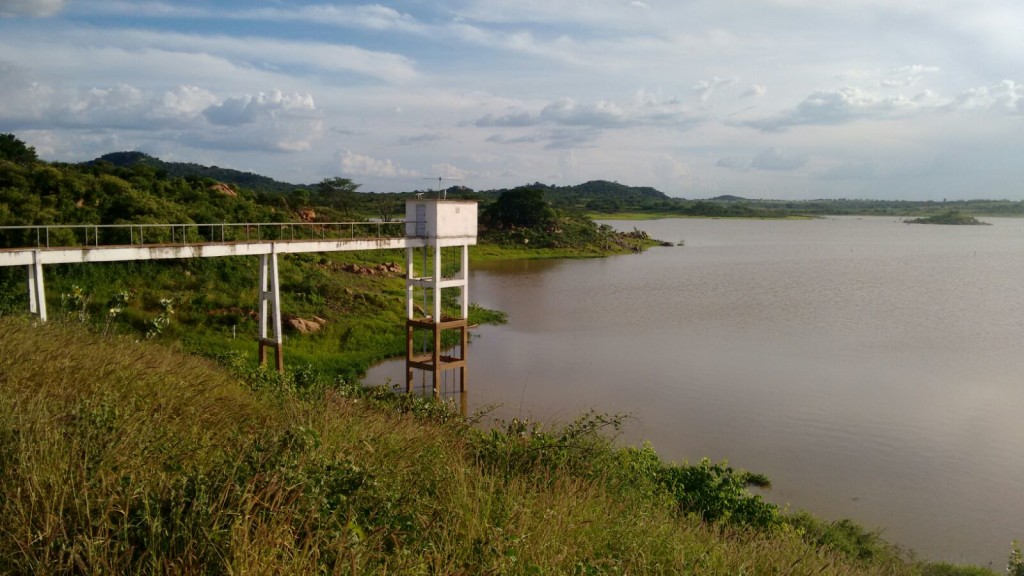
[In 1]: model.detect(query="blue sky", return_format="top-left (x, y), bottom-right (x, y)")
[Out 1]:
top-left (1, 0), bottom-right (1023, 199)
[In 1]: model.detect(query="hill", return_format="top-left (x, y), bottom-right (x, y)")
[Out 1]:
top-left (91, 151), bottom-right (300, 195)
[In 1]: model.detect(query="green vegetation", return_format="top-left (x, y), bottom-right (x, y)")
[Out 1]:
top-left (478, 185), bottom-right (663, 257)
top-left (904, 211), bottom-right (991, 225)
top-left (0, 134), bottom-right (1016, 573)
top-left (1, 317), bottom-right (991, 574)
top-left (0, 133), bottom-right (494, 380)
top-left (479, 181), bottom-right (1024, 221)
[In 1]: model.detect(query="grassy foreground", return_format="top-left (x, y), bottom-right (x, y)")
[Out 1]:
top-left (1, 317), bottom-right (994, 575)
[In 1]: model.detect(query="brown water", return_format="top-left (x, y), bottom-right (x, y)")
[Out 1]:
top-left (365, 216), bottom-right (1024, 567)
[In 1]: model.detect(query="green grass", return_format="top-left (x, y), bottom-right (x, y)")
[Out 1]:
top-left (904, 211), bottom-right (990, 225)
top-left (0, 317), bottom-right (996, 574)
top-left (470, 243), bottom-right (634, 262)
top-left (470, 236), bottom-right (662, 263)
top-left (0, 246), bottom-right (504, 383)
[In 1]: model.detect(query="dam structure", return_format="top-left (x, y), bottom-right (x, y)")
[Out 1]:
top-left (0, 199), bottom-right (478, 391)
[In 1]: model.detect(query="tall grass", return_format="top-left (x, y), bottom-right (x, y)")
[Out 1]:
top-left (0, 317), bottom-right (971, 574)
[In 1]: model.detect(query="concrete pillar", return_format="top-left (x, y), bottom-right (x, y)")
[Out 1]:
top-left (257, 250), bottom-right (284, 372)
top-left (432, 243), bottom-right (442, 321)
top-left (27, 250), bottom-right (46, 322)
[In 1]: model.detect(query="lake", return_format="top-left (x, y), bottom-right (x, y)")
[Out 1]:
top-left (365, 216), bottom-right (1024, 568)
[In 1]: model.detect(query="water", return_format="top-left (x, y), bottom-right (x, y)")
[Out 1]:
top-left (365, 216), bottom-right (1024, 567)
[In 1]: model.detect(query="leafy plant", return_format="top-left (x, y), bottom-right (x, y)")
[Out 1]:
top-left (1010, 541), bottom-right (1024, 576)
top-left (60, 284), bottom-right (89, 322)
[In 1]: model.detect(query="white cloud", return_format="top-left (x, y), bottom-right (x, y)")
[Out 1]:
top-left (818, 160), bottom-right (931, 181)
top-left (879, 65), bottom-right (940, 88)
top-left (397, 132), bottom-right (446, 146)
top-left (473, 94), bottom-right (699, 130)
top-left (750, 147), bottom-right (808, 171)
top-left (4, 0), bottom-right (1024, 199)
top-left (85, 2), bottom-right (427, 33)
top-left (428, 164), bottom-right (469, 181)
top-left (238, 4), bottom-right (426, 33)
top-left (338, 150), bottom-right (419, 179)
top-left (0, 69), bottom-right (323, 154)
top-left (0, 0), bottom-right (68, 18)
top-left (948, 80), bottom-right (1024, 114)
top-left (653, 155), bottom-right (694, 181)
top-left (82, 1), bottom-right (206, 19)
top-left (740, 84), bottom-right (767, 99)
top-left (716, 156), bottom-right (749, 170)
top-left (744, 86), bottom-right (931, 132)
top-left (694, 76), bottom-right (737, 105)
top-left (448, 22), bottom-right (583, 65)
top-left (116, 31), bottom-right (420, 86)
top-left (204, 91), bottom-right (317, 127)
top-left (159, 85), bottom-right (219, 118)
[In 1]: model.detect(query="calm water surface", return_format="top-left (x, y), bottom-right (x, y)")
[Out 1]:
top-left (366, 216), bottom-right (1024, 567)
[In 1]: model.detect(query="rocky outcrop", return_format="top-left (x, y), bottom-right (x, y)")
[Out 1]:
top-left (334, 262), bottom-right (404, 276)
top-left (209, 183), bottom-right (238, 197)
top-left (284, 314), bottom-right (328, 334)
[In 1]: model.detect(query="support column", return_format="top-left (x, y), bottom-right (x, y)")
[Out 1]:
top-left (257, 250), bottom-right (284, 372)
top-left (405, 318), bottom-right (468, 398)
top-left (405, 244), bottom-right (470, 397)
top-left (433, 319), bottom-right (442, 394)
top-left (432, 243), bottom-right (442, 321)
top-left (460, 244), bottom-right (469, 319)
top-left (27, 250), bottom-right (47, 322)
top-left (405, 246), bottom-right (415, 320)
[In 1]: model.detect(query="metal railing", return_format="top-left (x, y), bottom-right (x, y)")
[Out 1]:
top-left (0, 221), bottom-right (408, 250)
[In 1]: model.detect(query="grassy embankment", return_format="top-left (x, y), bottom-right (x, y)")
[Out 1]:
top-left (2, 316), bottom-right (993, 575)
top-left (0, 205), bottom-right (654, 384)
top-left (0, 246), bottom-right (507, 384)
top-left (0, 234), bottom-right (640, 386)
top-left (903, 211), bottom-right (991, 225)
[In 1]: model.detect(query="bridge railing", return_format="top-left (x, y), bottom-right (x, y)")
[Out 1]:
top-left (0, 221), bottom-right (408, 250)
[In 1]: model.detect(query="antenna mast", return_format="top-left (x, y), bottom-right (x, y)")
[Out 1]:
top-left (423, 176), bottom-right (461, 199)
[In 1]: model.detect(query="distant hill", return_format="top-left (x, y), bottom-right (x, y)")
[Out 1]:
top-left (89, 152), bottom-right (300, 195)
top-left (565, 180), bottom-right (669, 201)
top-left (494, 180), bottom-right (674, 213)
top-left (709, 194), bottom-right (747, 202)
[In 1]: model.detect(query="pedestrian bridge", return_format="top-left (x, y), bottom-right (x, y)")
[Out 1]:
top-left (0, 199), bottom-right (478, 392)
top-left (0, 221), bottom-right (422, 322)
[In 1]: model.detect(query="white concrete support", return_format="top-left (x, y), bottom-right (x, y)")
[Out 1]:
top-left (27, 250), bottom-right (47, 322)
top-left (258, 250), bottom-right (284, 371)
top-left (405, 246), bottom-right (415, 319)
top-left (460, 244), bottom-right (469, 319)
top-left (433, 243), bottom-right (443, 321)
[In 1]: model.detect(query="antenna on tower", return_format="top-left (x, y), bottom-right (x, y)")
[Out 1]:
top-left (423, 176), bottom-right (461, 199)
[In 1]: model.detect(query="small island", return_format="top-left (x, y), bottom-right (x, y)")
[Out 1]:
top-left (904, 210), bottom-right (990, 225)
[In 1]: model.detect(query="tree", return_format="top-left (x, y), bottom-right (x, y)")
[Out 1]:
top-left (372, 194), bottom-right (401, 222)
top-left (289, 188), bottom-right (311, 209)
top-left (0, 133), bottom-right (37, 166)
top-left (316, 177), bottom-right (360, 219)
top-left (483, 187), bottom-right (556, 229)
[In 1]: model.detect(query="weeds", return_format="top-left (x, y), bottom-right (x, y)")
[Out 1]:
top-left (0, 317), bottom-right (993, 574)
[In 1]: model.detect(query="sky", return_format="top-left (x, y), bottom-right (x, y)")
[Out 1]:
top-left (1, 1), bottom-right (1022, 199)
